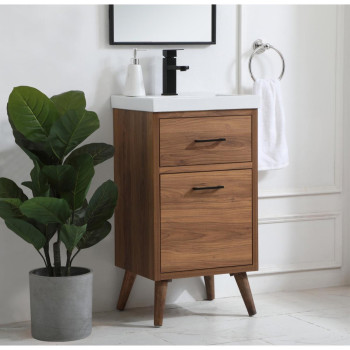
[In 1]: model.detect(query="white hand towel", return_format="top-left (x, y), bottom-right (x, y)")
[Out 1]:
top-left (253, 78), bottom-right (289, 171)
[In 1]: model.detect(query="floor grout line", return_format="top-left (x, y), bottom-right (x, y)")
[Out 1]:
top-left (287, 313), bottom-right (333, 332)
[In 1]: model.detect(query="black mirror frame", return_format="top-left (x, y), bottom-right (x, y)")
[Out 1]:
top-left (109, 5), bottom-right (216, 46)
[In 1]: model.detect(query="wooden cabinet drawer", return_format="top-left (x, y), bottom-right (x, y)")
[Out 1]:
top-left (160, 169), bottom-right (253, 273)
top-left (159, 116), bottom-right (251, 167)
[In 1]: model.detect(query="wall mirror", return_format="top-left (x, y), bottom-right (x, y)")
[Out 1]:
top-left (109, 5), bottom-right (216, 45)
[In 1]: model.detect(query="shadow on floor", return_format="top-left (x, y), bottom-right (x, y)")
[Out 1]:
top-left (93, 302), bottom-right (248, 329)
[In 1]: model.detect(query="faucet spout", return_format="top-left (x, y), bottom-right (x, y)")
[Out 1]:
top-left (167, 65), bottom-right (190, 72)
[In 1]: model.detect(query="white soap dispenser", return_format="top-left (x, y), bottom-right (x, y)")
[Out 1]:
top-left (123, 49), bottom-right (146, 97)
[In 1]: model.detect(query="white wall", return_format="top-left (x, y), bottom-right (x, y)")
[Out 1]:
top-left (239, 5), bottom-right (349, 298)
top-left (0, 5), bottom-right (349, 325)
top-left (343, 6), bottom-right (350, 286)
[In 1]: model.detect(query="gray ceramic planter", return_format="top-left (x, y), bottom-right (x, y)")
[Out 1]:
top-left (29, 267), bottom-right (92, 342)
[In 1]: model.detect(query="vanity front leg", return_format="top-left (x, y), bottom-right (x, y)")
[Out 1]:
top-left (116, 270), bottom-right (137, 311)
top-left (154, 280), bottom-right (170, 327)
top-left (204, 275), bottom-right (215, 300)
top-left (230, 272), bottom-right (256, 316)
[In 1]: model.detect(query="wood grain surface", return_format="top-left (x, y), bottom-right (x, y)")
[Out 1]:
top-left (231, 272), bottom-right (256, 316)
top-left (159, 116), bottom-right (251, 167)
top-left (114, 109), bottom-right (159, 280)
top-left (157, 109), bottom-right (253, 119)
top-left (204, 276), bottom-right (215, 300)
top-left (154, 281), bottom-right (168, 327)
top-left (116, 270), bottom-right (137, 311)
top-left (160, 169), bottom-right (253, 273)
top-left (114, 108), bottom-right (258, 281)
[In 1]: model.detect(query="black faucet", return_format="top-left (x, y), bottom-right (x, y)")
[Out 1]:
top-left (162, 49), bottom-right (189, 96)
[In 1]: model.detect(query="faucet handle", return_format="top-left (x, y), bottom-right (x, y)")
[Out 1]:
top-left (162, 49), bottom-right (184, 58)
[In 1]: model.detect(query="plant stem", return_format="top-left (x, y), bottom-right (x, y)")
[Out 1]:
top-left (66, 250), bottom-right (72, 276)
top-left (53, 230), bottom-right (61, 277)
top-left (37, 250), bottom-right (47, 267)
top-left (43, 242), bottom-right (53, 277)
top-left (70, 248), bottom-right (81, 266)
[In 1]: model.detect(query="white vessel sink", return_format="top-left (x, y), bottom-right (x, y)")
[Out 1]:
top-left (111, 94), bottom-right (259, 112)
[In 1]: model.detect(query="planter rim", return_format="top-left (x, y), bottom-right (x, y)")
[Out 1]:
top-left (29, 267), bottom-right (92, 279)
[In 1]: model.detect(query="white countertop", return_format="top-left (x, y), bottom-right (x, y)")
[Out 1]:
top-left (111, 94), bottom-right (259, 112)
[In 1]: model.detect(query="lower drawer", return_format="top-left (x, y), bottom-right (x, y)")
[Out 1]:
top-left (160, 169), bottom-right (253, 273)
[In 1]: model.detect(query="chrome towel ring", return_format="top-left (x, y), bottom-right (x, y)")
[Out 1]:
top-left (249, 39), bottom-right (285, 82)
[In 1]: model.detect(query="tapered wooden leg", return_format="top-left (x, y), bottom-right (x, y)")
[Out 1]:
top-left (154, 280), bottom-right (168, 327)
top-left (116, 270), bottom-right (137, 311)
top-left (204, 275), bottom-right (215, 300)
top-left (230, 272), bottom-right (256, 316)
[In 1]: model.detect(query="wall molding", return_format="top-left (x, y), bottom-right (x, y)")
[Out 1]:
top-left (239, 5), bottom-right (344, 199)
top-left (258, 185), bottom-right (341, 199)
top-left (249, 212), bottom-right (343, 275)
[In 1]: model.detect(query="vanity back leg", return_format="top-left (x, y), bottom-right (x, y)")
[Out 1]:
top-left (230, 272), bottom-right (256, 316)
top-left (204, 276), bottom-right (215, 300)
top-left (154, 280), bottom-right (169, 327)
top-left (116, 270), bottom-right (137, 311)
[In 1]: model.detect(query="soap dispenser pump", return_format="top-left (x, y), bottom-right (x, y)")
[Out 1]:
top-left (123, 49), bottom-right (146, 97)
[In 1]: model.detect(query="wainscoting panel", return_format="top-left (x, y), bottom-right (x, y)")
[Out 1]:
top-left (250, 213), bottom-right (342, 275)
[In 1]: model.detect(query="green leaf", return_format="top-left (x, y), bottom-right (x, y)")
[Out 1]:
top-left (51, 90), bottom-right (86, 117)
top-left (62, 154), bottom-right (95, 211)
top-left (7, 86), bottom-right (59, 142)
top-left (11, 126), bottom-right (59, 166)
top-left (32, 222), bottom-right (58, 242)
top-left (0, 178), bottom-right (28, 201)
top-left (60, 224), bottom-right (87, 252)
top-left (85, 180), bottom-right (118, 230)
top-left (66, 143), bottom-right (114, 166)
top-left (0, 198), bottom-right (23, 220)
top-left (45, 223), bottom-right (58, 241)
top-left (30, 161), bottom-right (50, 197)
top-left (20, 197), bottom-right (71, 225)
top-left (49, 109), bottom-right (99, 160)
top-left (42, 165), bottom-right (75, 194)
top-left (11, 126), bottom-right (42, 165)
top-left (77, 221), bottom-right (111, 249)
top-left (21, 181), bottom-right (33, 191)
top-left (18, 145), bottom-right (42, 166)
top-left (0, 198), bottom-right (57, 241)
top-left (5, 218), bottom-right (46, 250)
top-left (10, 120), bottom-right (59, 166)
top-left (73, 200), bottom-right (88, 226)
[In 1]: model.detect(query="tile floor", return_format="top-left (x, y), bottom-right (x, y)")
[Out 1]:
top-left (1, 286), bottom-right (350, 345)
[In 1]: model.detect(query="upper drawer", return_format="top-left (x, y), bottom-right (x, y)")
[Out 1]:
top-left (159, 116), bottom-right (251, 167)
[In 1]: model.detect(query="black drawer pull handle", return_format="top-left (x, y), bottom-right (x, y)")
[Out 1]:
top-left (192, 185), bottom-right (225, 191)
top-left (194, 138), bottom-right (226, 143)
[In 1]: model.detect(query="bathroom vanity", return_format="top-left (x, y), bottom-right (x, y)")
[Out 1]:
top-left (111, 94), bottom-right (259, 326)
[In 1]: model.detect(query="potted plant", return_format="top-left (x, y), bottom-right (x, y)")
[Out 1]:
top-left (0, 86), bottom-right (118, 342)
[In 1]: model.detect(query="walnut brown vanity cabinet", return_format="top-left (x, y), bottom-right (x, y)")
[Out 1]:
top-left (112, 96), bottom-right (258, 327)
